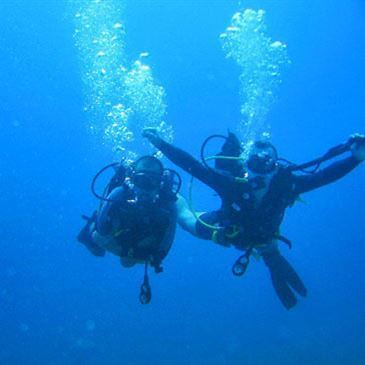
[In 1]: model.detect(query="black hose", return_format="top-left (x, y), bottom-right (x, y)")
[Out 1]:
top-left (91, 162), bottom-right (121, 202)
top-left (200, 134), bottom-right (227, 170)
top-left (286, 141), bottom-right (352, 173)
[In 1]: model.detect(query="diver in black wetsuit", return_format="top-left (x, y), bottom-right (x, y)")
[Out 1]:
top-left (143, 128), bottom-right (365, 309)
top-left (77, 155), bottom-right (179, 304)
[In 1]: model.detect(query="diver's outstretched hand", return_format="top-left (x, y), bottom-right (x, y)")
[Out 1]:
top-left (349, 133), bottom-right (365, 161)
top-left (142, 128), bottom-right (163, 148)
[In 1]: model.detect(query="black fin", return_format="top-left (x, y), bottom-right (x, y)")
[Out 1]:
top-left (263, 252), bottom-right (307, 309)
top-left (275, 255), bottom-right (307, 297)
top-left (269, 269), bottom-right (297, 310)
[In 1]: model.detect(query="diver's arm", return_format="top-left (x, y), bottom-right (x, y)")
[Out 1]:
top-left (158, 139), bottom-right (213, 181)
top-left (96, 186), bottom-right (126, 235)
top-left (176, 194), bottom-right (200, 236)
top-left (293, 135), bottom-right (365, 194)
top-left (293, 156), bottom-right (361, 194)
top-left (144, 130), bottom-right (232, 193)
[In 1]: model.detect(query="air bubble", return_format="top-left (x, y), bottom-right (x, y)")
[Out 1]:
top-left (72, 0), bottom-right (173, 157)
top-left (113, 22), bottom-right (123, 29)
top-left (220, 8), bottom-right (290, 145)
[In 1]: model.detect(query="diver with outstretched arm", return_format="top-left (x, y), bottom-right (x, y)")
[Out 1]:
top-left (143, 128), bottom-right (365, 309)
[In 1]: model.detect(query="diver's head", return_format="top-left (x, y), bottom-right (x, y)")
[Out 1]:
top-left (215, 132), bottom-right (244, 176)
top-left (132, 156), bottom-right (163, 201)
top-left (247, 141), bottom-right (278, 175)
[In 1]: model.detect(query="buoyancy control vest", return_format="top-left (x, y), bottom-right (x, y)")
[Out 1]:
top-left (108, 184), bottom-right (176, 265)
top-left (220, 166), bottom-right (297, 248)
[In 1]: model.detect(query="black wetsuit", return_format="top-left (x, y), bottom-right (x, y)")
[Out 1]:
top-left (157, 139), bottom-right (360, 247)
top-left (155, 139), bottom-right (360, 309)
top-left (97, 185), bottom-right (176, 269)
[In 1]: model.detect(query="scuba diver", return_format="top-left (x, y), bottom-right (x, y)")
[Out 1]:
top-left (143, 128), bottom-right (365, 309)
top-left (77, 155), bottom-right (181, 304)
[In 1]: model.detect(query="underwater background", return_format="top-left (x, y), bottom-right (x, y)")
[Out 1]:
top-left (1, 0), bottom-right (365, 364)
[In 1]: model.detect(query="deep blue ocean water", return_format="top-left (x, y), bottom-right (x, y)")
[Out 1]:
top-left (1, 1), bottom-right (365, 364)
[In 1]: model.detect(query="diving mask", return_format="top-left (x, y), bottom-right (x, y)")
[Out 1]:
top-left (247, 141), bottom-right (278, 174)
top-left (133, 171), bottom-right (161, 191)
top-left (132, 156), bottom-right (163, 191)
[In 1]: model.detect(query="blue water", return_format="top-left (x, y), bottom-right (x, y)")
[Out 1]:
top-left (1, 1), bottom-right (365, 364)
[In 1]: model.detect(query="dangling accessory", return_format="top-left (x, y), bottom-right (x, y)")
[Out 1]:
top-left (139, 261), bottom-right (152, 305)
top-left (232, 249), bottom-right (252, 276)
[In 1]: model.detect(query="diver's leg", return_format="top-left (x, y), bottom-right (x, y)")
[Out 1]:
top-left (77, 213), bottom-right (106, 257)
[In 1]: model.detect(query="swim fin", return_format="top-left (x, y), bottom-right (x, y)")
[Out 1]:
top-left (263, 252), bottom-right (307, 309)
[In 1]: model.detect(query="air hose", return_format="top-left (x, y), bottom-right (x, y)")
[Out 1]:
top-left (187, 174), bottom-right (224, 231)
top-left (91, 162), bottom-right (122, 202)
top-left (200, 134), bottom-right (227, 169)
top-left (287, 140), bottom-right (353, 173)
top-left (187, 135), bottom-right (248, 233)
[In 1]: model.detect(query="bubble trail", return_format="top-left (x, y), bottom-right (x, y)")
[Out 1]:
top-left (220, 9), bottom-right (290, 146)
top-left (71, 0), bottom-right (173, 158)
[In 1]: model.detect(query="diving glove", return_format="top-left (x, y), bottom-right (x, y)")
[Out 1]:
top-left (350, 133), bottom-right (365, 162)
top-left (142, 128), bottom-right (163, 148)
